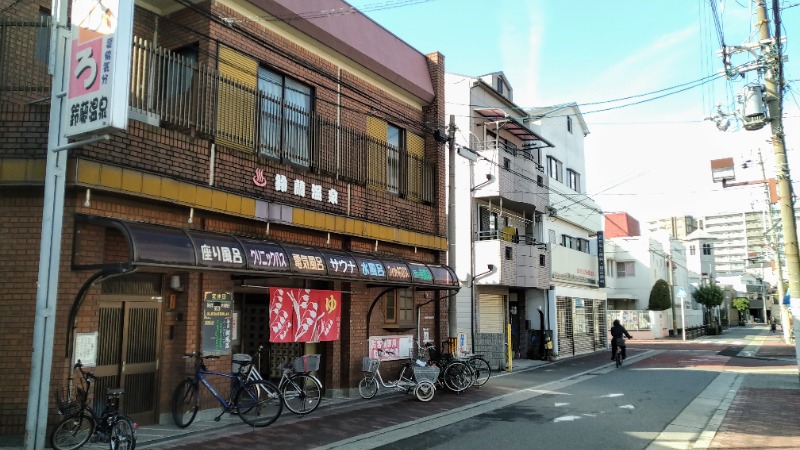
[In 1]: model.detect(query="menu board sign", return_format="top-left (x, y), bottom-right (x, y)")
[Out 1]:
top-left (202, 292), bottom-right (232, 355)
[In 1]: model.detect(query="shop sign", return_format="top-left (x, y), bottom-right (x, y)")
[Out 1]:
top-left (355, 257), bottom-right (386, 279)
top-left (65, 0), bottom-right (133, 137)
top-left (269, 288), bottom-right (341, 343)
top-left (368, 335), bottom-right (413, 361)
top-left (241, 239), bottom-right (290, 271)
top-left (287, 247), bottom-right (326, 274)
top-left (384, 261), bottom-right (411, 282)
top-left (408, 263), bottom-right (433, 283)
top-left (252, 168), bottom-right (339, 205)
top-left (321, 251), bottom-right (359, 278)
top-left (189, 231), bottom-right (245, 269)
top-left (202, 292), bottom-right (232, 355)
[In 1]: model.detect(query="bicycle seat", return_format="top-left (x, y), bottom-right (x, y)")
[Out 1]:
top-left (106, 388), bottom-right (124, 397)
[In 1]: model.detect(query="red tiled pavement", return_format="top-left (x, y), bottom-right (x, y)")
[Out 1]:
top-left (710, 388), bottom-right (800, 449)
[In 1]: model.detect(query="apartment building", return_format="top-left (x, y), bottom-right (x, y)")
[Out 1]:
top-left (0, 0), bottom-right (457, 439)
top-left (445, 71), bottom-right (551, 368)
top-left (647, 215), bottom-right (701, 240)
top-left (527, 104), bottom-right (606, 358)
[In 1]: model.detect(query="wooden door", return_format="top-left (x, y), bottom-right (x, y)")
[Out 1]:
top-left (96, 298), bottom-right (161, 425)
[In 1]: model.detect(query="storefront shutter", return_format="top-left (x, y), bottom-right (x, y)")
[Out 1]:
top-left (479, 294), bottom-right (504, 333)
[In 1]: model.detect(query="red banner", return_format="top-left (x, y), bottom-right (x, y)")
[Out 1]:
top-left (269, 288), bottom-right (341, 343)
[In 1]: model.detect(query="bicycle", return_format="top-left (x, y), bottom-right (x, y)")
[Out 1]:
top-left (50, 360), bottom-right (137, 450)
top-left (464, 354), bottom-right (491, 387)
top-left (424, 341), bottom-right (474, 393)
top-left (172, 352), bottom-right (282, 428)
top-left (242, 345), bottom-right (323, 416)
top-left (359, 347), bottom-right (438, 402)
top-left (613, 337), bottom-right (626, 368)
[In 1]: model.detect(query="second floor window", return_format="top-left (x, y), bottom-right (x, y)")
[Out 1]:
top-left (567, 115), bottom-right (573, 134)
top-left (567, 169), bottom-right (581, 192)
top-left (547, 156), bottom-right (562, 182)
top-left (386, 123), bottom-right (405, 194)
top-left (690, 245), bottom-right (696, 256)
top-left (617, 261), bottom-right (635, 277)
top-left (561, 235), bottom-right (573, 249)
top-left (258, 67), bottom-right (313, 166)
top-left (702, 243), bottom-right (712, 255)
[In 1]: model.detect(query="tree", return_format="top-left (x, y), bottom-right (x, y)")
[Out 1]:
top-left (692, 284), bottom-right (725, 308)
top-left (648, 279), bottom-right (672, 311)
top-left (732, 297), bottom-right (750, 325)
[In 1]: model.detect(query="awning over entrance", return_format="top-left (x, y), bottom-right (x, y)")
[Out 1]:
top-left (473, 108), bottom-right (554, 147)
top-left (73, 215), bottom-right (460, 290)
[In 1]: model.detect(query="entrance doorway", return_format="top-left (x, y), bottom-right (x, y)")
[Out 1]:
top-left (95, 297), bottom-right (161, 425)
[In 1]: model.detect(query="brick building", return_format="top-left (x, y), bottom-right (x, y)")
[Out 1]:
top-left (0, 0), bottom-right (457, 440)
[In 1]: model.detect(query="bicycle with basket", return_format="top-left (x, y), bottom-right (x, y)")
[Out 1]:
top-left (359, 347), bottom-right (439, 402)
top-left (241, 345), bottom-right (323, 416)
top-left (50, 360), bottom-right (137, 450)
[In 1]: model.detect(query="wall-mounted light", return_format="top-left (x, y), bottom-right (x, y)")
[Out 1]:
top-left (169, 275), bottom-right (183, 292)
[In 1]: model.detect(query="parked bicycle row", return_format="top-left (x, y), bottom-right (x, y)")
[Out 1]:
top-left (50, 340), bottom-right (492, 449)
top-left (359, 339), bottom-right (492, 402)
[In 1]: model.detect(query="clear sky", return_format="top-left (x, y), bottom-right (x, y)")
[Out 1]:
top-left (357, 0), bottom-right (800, 223)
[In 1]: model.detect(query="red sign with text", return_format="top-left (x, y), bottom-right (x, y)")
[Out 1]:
top-left (269, 288), bottom-right (341, 343)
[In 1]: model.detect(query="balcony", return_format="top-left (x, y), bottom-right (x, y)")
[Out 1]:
top-left (0, 19), bottom-right (436, 203)
top-left (471, 141), bottom-right (549, 215)
top-left (473, 230), bottom-right (549, 289)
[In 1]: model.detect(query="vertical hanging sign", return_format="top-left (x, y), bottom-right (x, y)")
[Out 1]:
top-left (202, 292), bottom-right (233, 355)
top-left (65, 0), bottom-right (133, 138)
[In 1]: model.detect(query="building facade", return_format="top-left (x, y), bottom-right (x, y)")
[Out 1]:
top-left (527, 104), bottom-right (606, 358)
top-left (444, 71), bottom-right (551, 368)
top-left (0, 0), bottom-right (458, 440)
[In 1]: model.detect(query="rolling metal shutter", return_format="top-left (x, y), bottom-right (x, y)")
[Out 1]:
top-left (479, 294), bottom-right (504, 334)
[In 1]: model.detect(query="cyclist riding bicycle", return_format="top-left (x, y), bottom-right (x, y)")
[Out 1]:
top-left (610, 319), bottom-right (633, 361)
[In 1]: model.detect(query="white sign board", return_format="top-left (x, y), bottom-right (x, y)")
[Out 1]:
top-left (65, 0), bottom-right (133, 138)
top-left (73, 331), bottom-right (98, 367)
top-left (367, 335), bottom-right (413, 361)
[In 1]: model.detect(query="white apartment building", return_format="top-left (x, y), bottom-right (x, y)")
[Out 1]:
top-left (527, 104), bottom-right (606, 358)
top-left (604, 230), bottom-right (703, 335)
top-left (445, 72), bottom-right (551, 368)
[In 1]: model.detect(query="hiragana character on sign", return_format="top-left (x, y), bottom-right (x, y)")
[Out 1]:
top-left (74, 47), bottom-right (97, 89)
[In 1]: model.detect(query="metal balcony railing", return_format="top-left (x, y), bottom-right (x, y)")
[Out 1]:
top-left (0, 19), bottom-right (435, 204)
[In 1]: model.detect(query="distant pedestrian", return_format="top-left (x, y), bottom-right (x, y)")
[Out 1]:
top-left (610, 319), bottom-right (633, 360)
top-left (770, 317), bottom-right (777, 333)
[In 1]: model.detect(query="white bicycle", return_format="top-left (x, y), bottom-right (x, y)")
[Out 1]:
top-left (235, 345), bottom-right (322, 415)
top-left (358, 348), bottom-right (439, 402)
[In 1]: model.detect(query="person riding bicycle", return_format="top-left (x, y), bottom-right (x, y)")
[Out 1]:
top-left (610, 319), bottom-right (633, 361)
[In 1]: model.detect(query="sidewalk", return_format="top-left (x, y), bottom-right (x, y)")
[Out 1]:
top-left (133, 357), bottom-right (548, 448)
top-left (706, 325), bottom-right (799, 449)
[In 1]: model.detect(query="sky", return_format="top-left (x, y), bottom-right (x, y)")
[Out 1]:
top-left (357, 0), bottom-right (800, 223)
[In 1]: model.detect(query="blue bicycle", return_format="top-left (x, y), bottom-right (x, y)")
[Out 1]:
top-left (171, 352), bottom-right (282, 428)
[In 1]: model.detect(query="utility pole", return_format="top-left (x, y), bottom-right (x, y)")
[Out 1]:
top-left (755, 0), bottom-right (800, 376)
top-left (447, 114), bottom-right (458, 341)
top-left (668, 253), bottom-right (677, 337)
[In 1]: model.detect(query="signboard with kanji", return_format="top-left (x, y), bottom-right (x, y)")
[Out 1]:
top-left (65, 0), bottom-right (133, 138)
top-left (202, 292), bottom-right (232, 355)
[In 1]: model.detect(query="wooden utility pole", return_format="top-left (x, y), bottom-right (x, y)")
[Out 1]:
top-left (755, 0), bottom-right (800, 376)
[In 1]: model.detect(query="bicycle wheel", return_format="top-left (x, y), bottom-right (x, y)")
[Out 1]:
top-left (469, 357), bottom-right (491, 386)
top-left (109, 415), bottom-right (136, 450)
top-left (358, 375), bottom-right (378, 399)
top-left (615, 351), bottom-right (622, 368)
top-left (443, 362), bottom-right (472, 392)
top-left (236, 380), bottom-right (283, 427)
top-left (281, 374), bottom-right (322, 415)
top-left (414, 381), bottom-right (435, 402)
top-left (50, 412), bottom-right (95, 450)
top-left (171, 379), bottom-right (199, 428)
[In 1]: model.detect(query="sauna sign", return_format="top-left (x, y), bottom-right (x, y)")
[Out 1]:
top-left (202, 292), bottom-right (232, 355)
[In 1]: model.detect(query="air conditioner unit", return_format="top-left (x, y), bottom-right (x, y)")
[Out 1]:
top-left (546, 206), bottom-right (558, 216)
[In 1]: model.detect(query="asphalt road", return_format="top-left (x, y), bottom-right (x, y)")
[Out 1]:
top-left (153, 326), bottom-right (789, 450)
